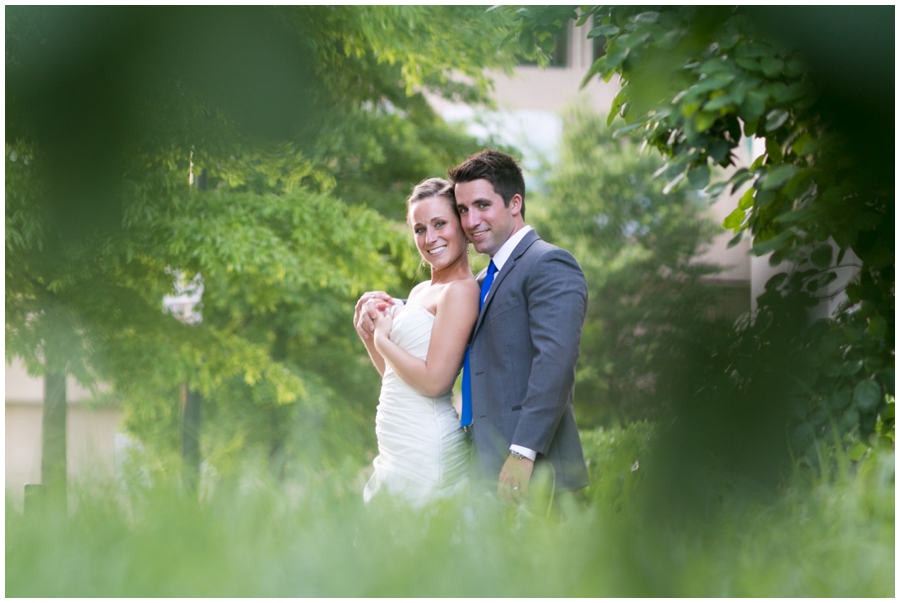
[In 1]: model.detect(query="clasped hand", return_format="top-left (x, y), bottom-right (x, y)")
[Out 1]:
top-left (371, 303), bottom-right (393, 341)
top-left (354, 291), bottom-right (394, 340)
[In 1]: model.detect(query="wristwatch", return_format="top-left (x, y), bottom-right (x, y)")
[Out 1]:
top-left (510, 450), bottom-right (527, 461)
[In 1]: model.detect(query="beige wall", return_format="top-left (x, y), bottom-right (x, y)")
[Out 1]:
top-left (5, 358), bottom-right (123, 506)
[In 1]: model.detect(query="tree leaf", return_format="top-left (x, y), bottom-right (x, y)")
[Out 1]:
top-left (607, 87), bottom-right (628, 124)
top-left (723, 207), bottom-right (745, 230)
top-left (760, 165), bottom-right (797, 190)
top-left (589, 24), bottom-right (620, 38)
top-left (750, 230), bottom-right (792, 256)
top-left (703, 92), bottom-right (735, 112)
top-left (699, 57), bottom-right (731, 75)
top-left (583, 56), bottom-right (606, 91)
top-left (708, 140), bottom-right (732, 165)
top-left (603, 46), bottom-right (629, 72)
top-left (539, 32), bottom-right (556, 54)
top-left (810, 244), bottom-right (833, 269)
top-left (827, 390), bottom-right (852, 410)
top-left (662, 171), bottom-right (686, 195)
top-left (764, 108), bottom-right (790, 132)
top-left (681, 101), bottom-right (701, 117)
top-left (760, 56), bottom-right (784, 78)
top-left (688, 165), bottom-right (711, 189)
top-left (847, 442), bottom-right (869, 461)
top-left (868, 315), bottom-right (887, 339)
top-left (742, 117), bottom-right (760, 137)
top-left (728, 168), bottom-right (755, 195)
top-left (630, 11), bottom-right (660, 26)
top-left (519, 29), bottom-right (536, 56)
top-left (737, 187), bottom-right (755, 210)
top-left (765, 136), bottom-right (783, 164)
top-left (735, 56), bottom-right (761, 73)
top-left (705, 180), bottom-right (728, 200)
top-left (854, 380), bottom-right (882, 413)
top-left (694, 111), bottom-right (718, 132)
top-left (612, 121), bottom-right (644, 139)
top-left (692, 72), bottom-right (737, 95)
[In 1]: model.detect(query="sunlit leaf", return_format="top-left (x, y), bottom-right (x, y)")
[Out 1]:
top-left (723, 207), bottom-right (745, 230)
top-left (764, 108), bottom-right (790, 132)
top-left (847, 442), bottom-right (869, 461)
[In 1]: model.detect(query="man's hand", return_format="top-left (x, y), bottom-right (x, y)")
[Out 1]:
top-left (497, 453), bottom-right (534, 505)
top-left (354, 291), bottom-right (393, 340)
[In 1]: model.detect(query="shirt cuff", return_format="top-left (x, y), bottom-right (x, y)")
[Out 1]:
top-left (509, 444), bottom-right (537, 462)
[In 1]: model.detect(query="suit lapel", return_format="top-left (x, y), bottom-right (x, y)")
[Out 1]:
top-left (471, 230), bottom-right (541, 338)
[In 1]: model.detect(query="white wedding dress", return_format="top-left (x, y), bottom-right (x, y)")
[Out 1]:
top-left (363, 304), bottom-right (470, 507)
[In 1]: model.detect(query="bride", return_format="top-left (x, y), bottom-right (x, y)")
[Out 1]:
top-left (354, 178), bottom-right (479, 507)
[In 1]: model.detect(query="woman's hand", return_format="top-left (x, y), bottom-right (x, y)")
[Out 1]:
top-left (354, 291), bottom-right (394, 340)
top-left (372, 303), bottom-right (394, 342)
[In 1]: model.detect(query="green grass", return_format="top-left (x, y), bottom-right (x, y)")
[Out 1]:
top-left (6, 424), bottom-right (894, 597)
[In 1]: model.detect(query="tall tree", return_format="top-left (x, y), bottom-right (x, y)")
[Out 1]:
top-left (6, 6), bottom-right (520, 487)
top-left (531, 104), bottom-right (726, 426)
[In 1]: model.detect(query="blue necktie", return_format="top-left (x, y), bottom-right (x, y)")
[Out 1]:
top-left (461, 260), bottom-right (497, 427)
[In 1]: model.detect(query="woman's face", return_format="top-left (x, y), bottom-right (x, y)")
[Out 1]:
top-left (408, 195), bottom-right (468, 270)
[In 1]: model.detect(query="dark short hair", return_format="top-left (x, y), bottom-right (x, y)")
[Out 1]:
top-left (447, 149), bottom-right (526, 218)
top-left (405, 177), bottom-right (456, 223)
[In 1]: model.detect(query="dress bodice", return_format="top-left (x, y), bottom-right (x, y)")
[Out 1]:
top-left (389, 304), bottom-right (434, 359)
top-left (381, 305), bottom-right (451, 399)
top-left (364, 303), bottom-right (469, 507)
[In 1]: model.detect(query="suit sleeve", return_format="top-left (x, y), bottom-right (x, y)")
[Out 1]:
top-left (511, 248), bottom-right (587, 454)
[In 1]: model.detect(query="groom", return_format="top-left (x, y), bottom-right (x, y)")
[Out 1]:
top-left (448, 150), bottom-right (588, 503)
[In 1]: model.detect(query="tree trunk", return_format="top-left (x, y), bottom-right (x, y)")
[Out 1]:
top-left (41, 344), bottom-right (67, 506)
top-left (180, 167), bottom-right (206, 494)
top-left (181, 385), bottom-right (202, 493)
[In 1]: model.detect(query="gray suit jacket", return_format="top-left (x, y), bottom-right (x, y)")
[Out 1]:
top-left (469, 229), bottom-right (590, 491)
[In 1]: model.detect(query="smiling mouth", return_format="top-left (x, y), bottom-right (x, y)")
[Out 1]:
top-left (469, 229), bottom-right (488, 239)
top-left (427, 245), bottom-right (447, 255)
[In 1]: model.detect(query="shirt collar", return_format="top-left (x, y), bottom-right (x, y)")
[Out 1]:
top-left (491, 225), bottom-right (533, 272)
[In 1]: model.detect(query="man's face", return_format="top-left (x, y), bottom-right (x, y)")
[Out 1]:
top-left (454, 179), bottom-right (522, 258)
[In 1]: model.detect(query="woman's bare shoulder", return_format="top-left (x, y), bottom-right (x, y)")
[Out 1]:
top-left (407, 280), bottom-right (430, 298)
top-left (441, 277), bottom-right (480, 305)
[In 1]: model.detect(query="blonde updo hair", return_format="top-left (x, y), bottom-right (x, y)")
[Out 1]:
top-left (406, 177), bottom-right (456, 225)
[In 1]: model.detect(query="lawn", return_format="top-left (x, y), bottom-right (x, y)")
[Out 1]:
top-left (6, 423), bottom-right (894, 597)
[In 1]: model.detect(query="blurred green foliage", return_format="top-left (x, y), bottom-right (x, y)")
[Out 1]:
top-left (6, 423), bottom-right (894, 597)
top-left (5, 6), bottom-right (520, 482)
top-left (530, 103), bottom-right (730, 425)
top-left (517, 6), bottom-right (894, 471)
